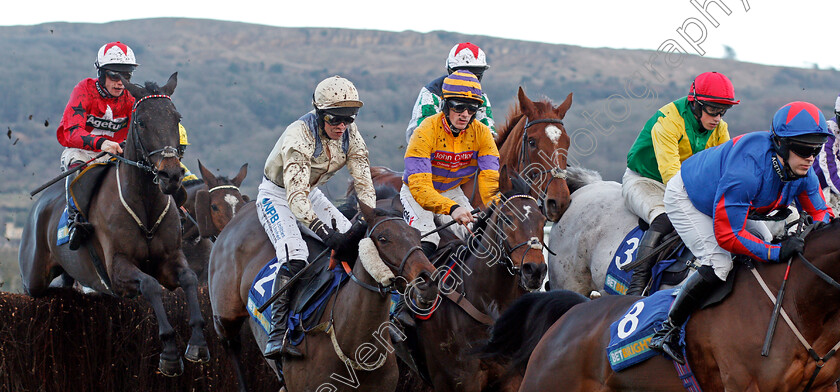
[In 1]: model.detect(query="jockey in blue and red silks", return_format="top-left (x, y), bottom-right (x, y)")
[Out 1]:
top-left (649, 101), bottom-right (834, 364)
top-left (56, 41), bottom-right (137, 250)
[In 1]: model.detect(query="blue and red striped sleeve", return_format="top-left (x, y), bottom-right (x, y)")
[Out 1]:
top-left (713, 166), bottom-right (781, 263)
top-left (796, 173), bottom-right (834, 223)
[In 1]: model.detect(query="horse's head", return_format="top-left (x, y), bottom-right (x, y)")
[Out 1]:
top-left (123, 72), bottom-right (183, 195)
top-left (498, 87), bottom-right (573, 222)
top-left (194, 160), bottom-right (249, 238)
top-left (475, 167), bottom-right (548, 292)
top-left (358, 201), bottom-right (438, 309)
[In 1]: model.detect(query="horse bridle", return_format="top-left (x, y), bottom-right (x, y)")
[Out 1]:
top-left (345, 216), bottom-right (423, 295)
top-left (478, 194), bottom-right (547, 290)
top-left (518, 117), bottom-right (568, 215)
top-left (110, 94), bottom-right (180, 182)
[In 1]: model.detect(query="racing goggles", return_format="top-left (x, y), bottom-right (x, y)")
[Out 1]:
top-left (698, 101), bottom-right (728, 117)
top-left (788, 142), bottom-right (822, 158)
top-left (323, 113), bottom-right (355, 126)
top-left (449, 101), bottom-right (480, 115)
top-left (104, 70), bottom-right (132, 82)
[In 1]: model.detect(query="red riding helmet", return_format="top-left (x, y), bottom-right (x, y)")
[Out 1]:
top-left (687, 72), bottom-right (740, 106)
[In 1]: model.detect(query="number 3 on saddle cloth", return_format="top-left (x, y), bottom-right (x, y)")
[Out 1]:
top-left (607, 290), bottom-right (704, 392)
top-left (247, 255), bottom-right (348, 345)
top-left (57, 162), bottom-right (115, 246)
top-left (605, 226), bottom-right (693, 296)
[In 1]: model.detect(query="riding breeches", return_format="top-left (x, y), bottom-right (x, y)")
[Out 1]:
top-left (622, 168), bottom-right (666, 224)
top-left (60, 148), bottom-right (111, 171)
top-left (400, 184), bottom-right (472, 246)
top-left (256, 178), bottom-right (350, 263)
top-left (664, 171), bottom-right (772, 281)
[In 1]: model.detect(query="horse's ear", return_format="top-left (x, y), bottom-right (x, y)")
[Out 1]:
top-left (194, 189), bottom-right (217, 238)
top-left (358, 200), bottom-right (375, 222)
top-left (197, 159), bottom-right (216, 186)
top-left (161, 72), bottom-right (178, 96)
top-left (556, 92), bottom-right (573, 117)
top-left (518, 86), bottom-right (537, 115)
top-left (510, 171), bottom-right (529, 196)
top-left (232, 163), bottom-right (248, 187)
top-left (124, 81), bottom-right (144, 100)
top-left (389, 194), bottom-right (404, 213)
top-left (499, 165), bottom-right (512, 193)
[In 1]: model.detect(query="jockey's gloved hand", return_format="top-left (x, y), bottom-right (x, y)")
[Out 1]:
top-left (309, 218), bottom-right (347, 250)
top-left (344, 218), bottom-right (368, 243)
top-left (778, 235), bottom-right (805, 263)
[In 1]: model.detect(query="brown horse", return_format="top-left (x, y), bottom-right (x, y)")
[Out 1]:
top-left (209, 199), bottom-right (440, 392)
top-left (401, 172), bottom-right (548, 392)
top-left (180, 160), bottom-right (249, 281)
top-left (18, 73), bottom-right (209, 377)
top-left (363, 87), bottom-right (573, 222)
top-left (489, 221), bottom-right (840, 391)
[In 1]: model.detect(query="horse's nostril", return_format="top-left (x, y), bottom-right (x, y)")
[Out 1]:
top-left (547, 199), bottom-right (557, 211)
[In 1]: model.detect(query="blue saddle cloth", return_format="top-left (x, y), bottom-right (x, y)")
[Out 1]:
top-left (246, 257), bottom-right (348, 346)
top-left (56, 196), bottom-right (80, 247)
top-left (604, 226), bottom-right (685, 295)
top-left (607, 289), bottom-right (679, 371)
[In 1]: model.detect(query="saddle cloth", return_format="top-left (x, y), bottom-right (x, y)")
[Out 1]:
top-left (56, 162), bottom-right (113, 246)
top-left (607, 289), bottom-right (678, 371)
top-left (604, 226), bottom-right (690, 295)
top-left (246, 255), bottom-right (348, 346)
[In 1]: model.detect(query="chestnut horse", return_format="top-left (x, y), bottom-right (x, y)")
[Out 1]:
top-left (360, 87), bottom-right (573, 222)
top-left (180, 160), bottom-right (249, 281)
top-left (497, 221), bottom-right (840, 391)
top-left (18, 73), bottom-right (209, 377)
top-left (209, 200), bottom-right (440, 392)
top-left (402, 173), bottom-right (548, 392)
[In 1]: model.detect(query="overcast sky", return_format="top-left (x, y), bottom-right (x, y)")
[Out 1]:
top-left (2, 0), bottom-right (837, 70)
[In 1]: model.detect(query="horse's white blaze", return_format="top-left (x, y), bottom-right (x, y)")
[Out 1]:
top-left (523, 205), bottom-right (532, 219)
top-left (545, 125), bottom-right (563, 144)
top-left (224, 194), bottom-right (239, 215)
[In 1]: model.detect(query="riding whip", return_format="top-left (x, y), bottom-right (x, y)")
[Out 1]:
top-left (257, 246), bottom-right (331, 313)
top-left (29, 151), bottom-right (108, 197)
top-left (420, 207), bottom-right (481, 239)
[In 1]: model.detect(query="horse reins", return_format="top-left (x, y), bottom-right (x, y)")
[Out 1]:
top-left (749, 223), bottom-right (840, 391)
top-left (342, 217), bottom-right (423, 295)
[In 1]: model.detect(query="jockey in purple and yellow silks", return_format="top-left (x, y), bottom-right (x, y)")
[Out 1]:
top-left (649, 101), bottom-right (834, 365)
top-left (395, 70), bottom-right (500, 328)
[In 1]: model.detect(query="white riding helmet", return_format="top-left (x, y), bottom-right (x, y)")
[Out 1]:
top-left (445, 42), bottom-right (489, 73)
top-left (312, 76), bottom-right (364, 112)
top-left (95, 41), bottom-right (138, 72)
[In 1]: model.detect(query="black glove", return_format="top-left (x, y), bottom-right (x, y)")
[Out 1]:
top-left (309, 218), bottom-right (346, 250)
top-left (778, 236), bottom-right (805, 263)
top-left (344, 218), bottom-right (368, 243)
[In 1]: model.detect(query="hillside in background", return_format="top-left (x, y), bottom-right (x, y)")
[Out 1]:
top-left (1, 17), bottom-right (839, 233)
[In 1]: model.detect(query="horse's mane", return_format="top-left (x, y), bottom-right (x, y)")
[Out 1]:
top-left (494, 97), bottom-right (556, 146)
top-left (475, 290), bottom-right (589, 375)
top-left (338, 185), bottom-right (399, 220)
top-left (140, 81), bottom-right (165, 94)
top-left (565, 166), bottom-right (603, 194)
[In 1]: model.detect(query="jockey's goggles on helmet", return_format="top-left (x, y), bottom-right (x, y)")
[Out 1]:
top-left (697, 101), bottom-right (728, 117)
top-left (449, 101), bottom-right (480, 115)
top-left (323, 113), bottom-right (355, 126)
top-left (787, 141), bottom-right (822, 158)
top-left (454, 66), bottom-right (485, 81)
top-left (104, 69), bottom-right (132, 82)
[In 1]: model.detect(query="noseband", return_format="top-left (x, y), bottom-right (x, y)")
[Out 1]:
top-left (519, 117), bottom-right (568, 215)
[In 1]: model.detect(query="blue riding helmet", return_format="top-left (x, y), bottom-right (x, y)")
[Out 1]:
top-left (771, 101), bottom-right (830, 144)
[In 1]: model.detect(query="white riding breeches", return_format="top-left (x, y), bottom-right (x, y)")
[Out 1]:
top-left (400, 184), bottom-right (472, 246)
top-left (60, 148), bottom-right (111, 171)
top-left (665, 171), bottom-right (772, 281)
top-left (256, 177), bottom-right (350, 263)
top-left (622, 168), bottom-right (667, 224)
